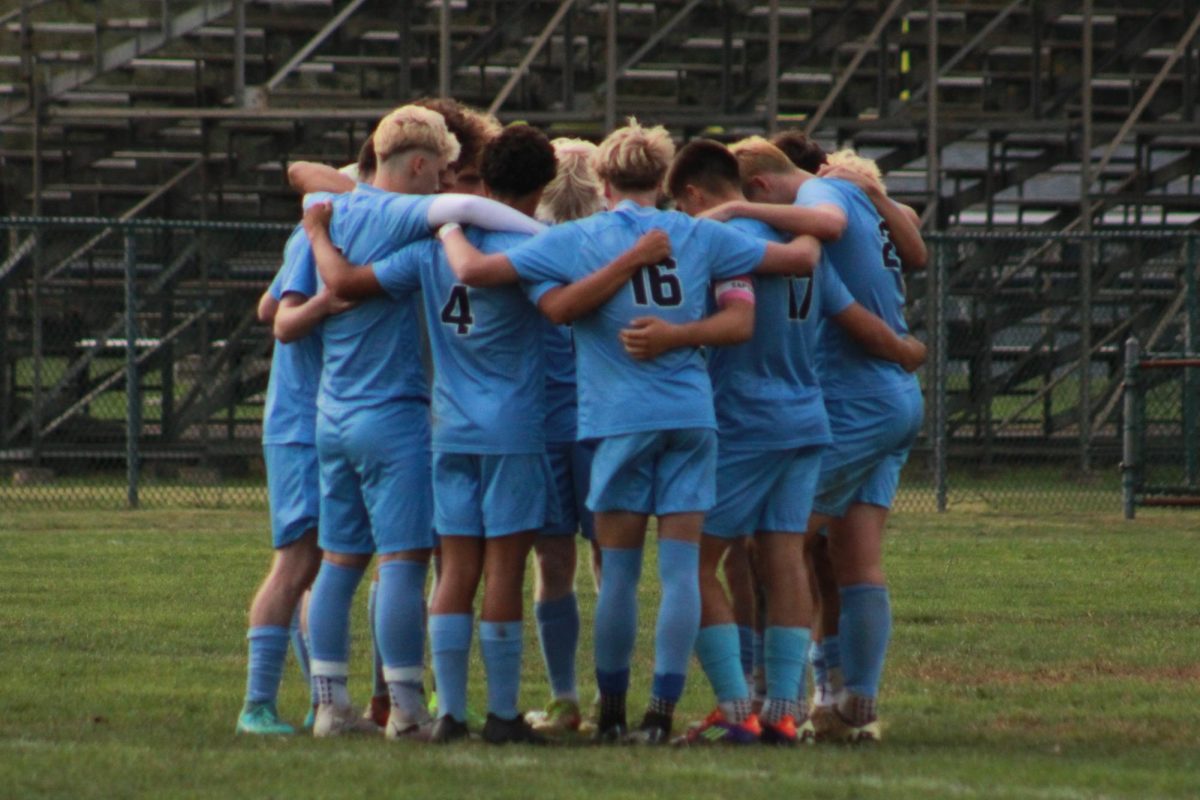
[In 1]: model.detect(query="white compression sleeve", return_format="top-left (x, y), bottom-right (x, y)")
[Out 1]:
top-left (426, 194), bottom-right (547, 236)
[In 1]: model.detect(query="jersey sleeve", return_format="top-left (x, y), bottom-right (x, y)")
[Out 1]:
top-left (373, 240), bottom-right (429, 301)
top-left (794, 177), bottom-right (850, 212)
top-left (817, 258), bottom-right (854, 318)
top-left (378, 194), bottom-right (437, 249)
top-left (521, 280), bottom-right (560, 306)
top-left (697, 219), bottom-right (769, 280)
top-left (505, 224), bottom-right (580, 285)
top-left (277, 230), bottom-right (318, 299)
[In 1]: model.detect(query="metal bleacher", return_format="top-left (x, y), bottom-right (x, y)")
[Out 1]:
top-left (2, 0), bottom-right (1200, 475)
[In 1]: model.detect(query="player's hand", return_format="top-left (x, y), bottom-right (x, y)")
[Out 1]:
top-left (818, 164), bottom-right (886, 198)
top-left (303, 202), bottom-right (334, 237)
top-left (697, 200), bottom-right (742, 222)
top-left (632, 229), bottom-right (672, 267)
top-left (620, 316), bottom-right (678, 360)
top-left (319, 287), bottom-right (356, 316)
top-left (900, 335), bottom-right (927, 372)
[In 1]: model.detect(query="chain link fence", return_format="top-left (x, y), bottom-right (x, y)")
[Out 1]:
top-left (1, 219), bottom-right (1197, 514)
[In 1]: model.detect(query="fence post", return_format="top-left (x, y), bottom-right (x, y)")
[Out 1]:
top-left (934, 237), bottom-right (949, 512)
top-left (1122, 337), bottom-right (1139, 520)
top-left (1185, 235), bottom-right (1198, 489)
top-left (124, 233), bottom-right (141, 509)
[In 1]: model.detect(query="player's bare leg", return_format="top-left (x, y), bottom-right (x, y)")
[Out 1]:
top-left (805, 528), bottom-right (844, 712)
top-left (721, 538), bottom-right (758, 694)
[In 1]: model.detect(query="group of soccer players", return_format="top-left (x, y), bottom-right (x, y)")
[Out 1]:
top-left (236, 95), bottom-right (927, 747)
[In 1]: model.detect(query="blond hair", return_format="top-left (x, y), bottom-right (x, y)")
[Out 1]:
top-left (728, 136), bottom-right (800, 181)
top-left (593, 118), bottom-right (675, 192)
top-left (537, 138), bottom-right (605, 223)
top-left (372, 105), bottom-right (461, 165)
top-left (825, 148), bottom-right (884, 189)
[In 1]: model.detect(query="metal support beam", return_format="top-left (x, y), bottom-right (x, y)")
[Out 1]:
top-left (616, 0), bottom-right (705, 78)
top-left (1080, 0), bottom-right (1093, 473)
top-left (605, 0), bottom-right (617, 132)
top-left (767, 0), bottom-right (779, 134)
top-left (488, 0), bottom-right (577, 116)
top-left (439, 0), bottom-right (451, 98)
top-left (910, 0), bottom-right (1023, 102)
top-left (124, 233), bottom-right (141, 508)
top-left (805, 0), bottom-right (906, 135)
top-left (1122, 336), bottom-right (1140, 519)
top-left (926, 0), bottom-right (939, 227)
top-left (233, 0), bottom-right (246, 106)
top-left (264, 0), bottom-right (370, 92)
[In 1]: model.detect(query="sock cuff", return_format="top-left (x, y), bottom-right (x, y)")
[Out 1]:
top-left (697, 622), bottom-right (739, 645)
top-left (310, 659), bottom-right (349, 679)
top-left (247, 625), bottom-right (291, 641)
top-left (322, 560), bottom-right (366, 579)
top-left (596, 668), bottom-right (630, 695)
top-left (379, 559), bottom-right (429, 579)
top-left (479, 620), bottom-right (523, 643)
top-left (765, 626), bottom-right (811, 649)
top-left (657, 538), bottom-right (700, 558)
top-left (429, 613), bottom-right (473, 650)
top-left (840, 583), bottom-right (888, 598)
top-left (534, 593), bottom-right (577, 621)
top-left (651, 672), bottom-right (687, 703)
top-left (383, 665), bottom-right (424, 683)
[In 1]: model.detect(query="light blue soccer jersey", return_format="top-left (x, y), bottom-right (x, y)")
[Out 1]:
top-left (795, 177), bottom-right (918, 399)
top-left (505, 200), bottom-right (766, 439)
top-left (708, 217), bottom-right (854, 451)
top-left (539, 319), bottom-right (578, 444)
top-left (374, 228), bottom-right (546, 454)
top-left (263, 224), bottom-right (322, 445)
top-left (309, 185), bottom-right (436, 413)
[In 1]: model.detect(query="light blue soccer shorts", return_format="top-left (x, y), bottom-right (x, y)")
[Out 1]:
top-left (812, 384), bottom-right (924, 519)
top-left (316, 401), bottom-right (435, 555)
top-left (587, 427), bottom-right (718, 515)
top-left (704, 444), bottom-right (824, 538)
top-left (264, 443), bottom-right (320, 549)
top-left (433, 451), bottom-right (559, 538)
top-left (541, 440), bottom-right (596, 540)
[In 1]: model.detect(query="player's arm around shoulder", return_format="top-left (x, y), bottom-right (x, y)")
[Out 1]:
top-left (273, 290), bottom-right (352, 343)
top-left (437, 223), bottom-right (521, 287)
top-left (536, 229), bottom-right (671, 325)
top-left (702, 197), bottom-right (846, 242)
top-left (830, 302), bottom-right (926, 372)
top-left (287, 161), bottom-right (356, 195)
top-left (619, 276), bottom-right (755, 361)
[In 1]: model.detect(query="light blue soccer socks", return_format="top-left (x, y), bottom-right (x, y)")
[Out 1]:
top-left (430, 613), bottom-right (472, 723)
top-left (288, 607), bottom-right (311, 686)
top-left (377, 560), bottom-right (429, 720)
top-left (695, 624), bottom-right (748, 703)
top-left (594, 547), bottom-right (643, 697)
top-left (535, 594), bottom-right (579, 701)
top-left (245, 625), bottom-right (290, 706)
top-left (652, 539), bottom-right (700, 711)
top-left (839, 584), bottom-right (891, 706)
top-left (737, 624), bottom-right (755, 680)
top-left (307, 561), bottom-right (365, 707)
top-left (480, 621), bottom-right (524, 720)
top-left (760, 626), bottom-right (810, 725)
top-left (368, 578), bottom-right (387, 699)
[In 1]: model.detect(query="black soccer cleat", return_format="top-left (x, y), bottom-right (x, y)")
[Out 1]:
top-left (623, 711), bottom-right (672, 745)
top-left (482, 713), bottom-right (548, 745)
top-left (429, 714), bottom-right (470, 744)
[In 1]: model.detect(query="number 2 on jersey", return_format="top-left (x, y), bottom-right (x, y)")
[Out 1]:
top-left (879, 220), bottom-right (905, 293)
top-left (440, 284), bottom-right (474, 335)
top-left (787, 276), bottom-right (813, 321)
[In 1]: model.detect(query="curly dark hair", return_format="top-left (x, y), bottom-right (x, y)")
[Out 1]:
top-left (666, 138), bottom-right (741, 199)
top-left (771, 129), bottom-right (828, 173)
top-left (481, 125), bottom-right (557, 199)
top-left (411, 97), bottom-right (492, 172)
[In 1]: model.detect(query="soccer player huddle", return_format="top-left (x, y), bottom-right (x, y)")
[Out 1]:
top-left (238, 96), bottom-right (928, 747)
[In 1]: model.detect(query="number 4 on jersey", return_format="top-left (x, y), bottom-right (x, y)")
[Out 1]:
top-left (440, 284), bottom-right (474, 335)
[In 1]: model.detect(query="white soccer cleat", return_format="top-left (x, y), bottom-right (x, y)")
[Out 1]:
top-left (312, 703), bottom-right (379, 737)
top-left (385, 705), bottom-right (433, 741)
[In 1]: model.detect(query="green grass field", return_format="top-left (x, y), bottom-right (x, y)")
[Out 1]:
top-left (2, 508), bottom-right (1198, 799)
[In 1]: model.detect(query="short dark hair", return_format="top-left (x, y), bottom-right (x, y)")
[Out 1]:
top-left (356, 136), bottom-right (376, 179)
top-left (481, 124), bottom-right (557, 199)
top-left (666, 139), bottom-right (741, 199)
top-left (412, 96), bottom-right (489, 172)
top-left (771, 130), bottom-right (827, 173)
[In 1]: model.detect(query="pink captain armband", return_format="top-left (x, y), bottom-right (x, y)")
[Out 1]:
top-left (713, 277), bottom-right (755, 307)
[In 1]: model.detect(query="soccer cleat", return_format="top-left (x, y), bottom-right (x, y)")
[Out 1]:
top-left (482, 713), bottom-right (549, 745)
top-left (525, 698), bottom-right (583, 736)
top-left (312, 703), bottom-right (379, 738)
top-left (429, 714), bottom-right (471, 744)
top-left (672, 708), bottom-right (760, 746)
top-left (811, 705), bottom-right (882, 744)
top-left (759, 714), bottom-right (816, 746)
top-left (385, 705), bottom-right (433, 742)
top-left (623, 711), bottom-right (673, 745)
top-left (592, 720), bottom-right (627, 744)
top-left (236, 702), bottom-right (295, 736)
